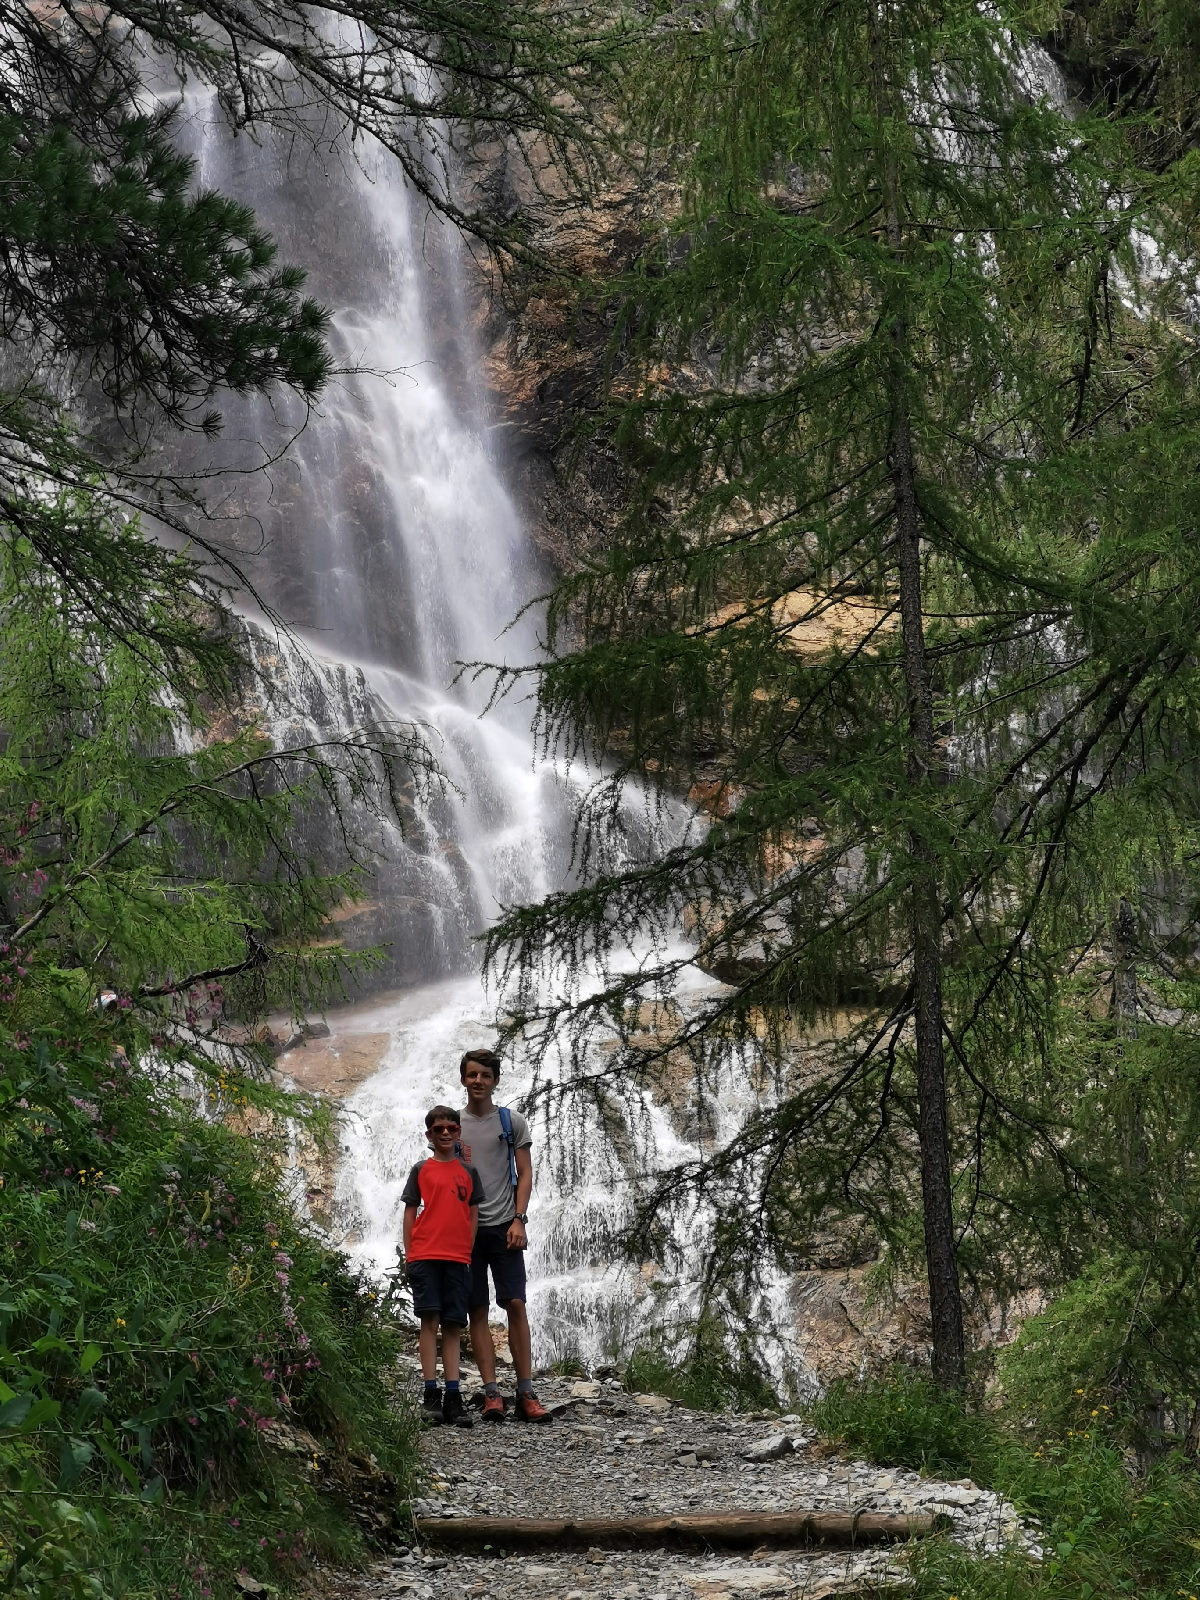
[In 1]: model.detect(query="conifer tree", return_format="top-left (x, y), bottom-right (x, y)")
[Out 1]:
top-left (0, 518), bottom-right (435, 1056)
top-left (0, 0), bottom-right (620, 666)
top-left (488, 0), bottom-right (1200, 1385)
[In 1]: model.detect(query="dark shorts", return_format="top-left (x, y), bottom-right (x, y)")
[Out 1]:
top-left (469, 1223), bottom-right (527, 1310)
top-left (407, 1259), bottom-right (471, 1326)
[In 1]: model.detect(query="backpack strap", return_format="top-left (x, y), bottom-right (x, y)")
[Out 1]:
top-left (497, 1106), bottom-right (518, 1192)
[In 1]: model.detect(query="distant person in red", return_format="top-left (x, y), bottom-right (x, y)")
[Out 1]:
top-left (401, 1105), bottom-right (483, 1429)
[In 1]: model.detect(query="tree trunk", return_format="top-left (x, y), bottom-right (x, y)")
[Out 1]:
top-left (891, 400), bottom-right (967, 1393)
top-left (415, 1510), bottom-right (943, 1550)
top-left (1109, 896), bottom-right (1140, 1027)
top-left (1109, 895), bottom-right (1148, 1186)
top-left (872, 0), bottom-right (967, 1392)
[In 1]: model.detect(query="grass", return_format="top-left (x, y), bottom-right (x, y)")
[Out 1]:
top-left (806, 1367), bottom-right (1200, 1600)
top-left (624, 1315), bottom-right (778, 1413)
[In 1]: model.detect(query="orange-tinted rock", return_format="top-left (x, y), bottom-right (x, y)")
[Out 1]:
top-left (275, 1032), bottom-right (391, 1097)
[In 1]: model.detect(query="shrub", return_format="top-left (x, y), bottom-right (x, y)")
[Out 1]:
top-left (806, 1364), bottom-right (1200, 1600)
top-left (0, 1028), bottom-right (415, 1598)
top-left (807, 1366), bottom-right (1000, 1479)
top-left (625, 1313), bottom-right (778, 1412)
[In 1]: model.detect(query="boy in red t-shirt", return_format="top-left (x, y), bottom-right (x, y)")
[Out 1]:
top-left (401, 1106), bottom-right (484, 1428)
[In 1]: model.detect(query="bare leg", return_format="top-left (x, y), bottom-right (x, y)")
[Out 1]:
top-left (418, 1314), bottom-right (439, 1381)
top-left (469, 1305), bottom-right (497, 1384)
top-left (442, 1324), bottom-right (462, 1382)
top-left (505, 1298), bottom-right (533, 1384)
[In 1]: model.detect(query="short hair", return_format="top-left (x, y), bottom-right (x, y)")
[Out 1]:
top-left (425, 1104), bottom-right (461, 1130)
top-left (459, 1048), bottom-right (501, 1084)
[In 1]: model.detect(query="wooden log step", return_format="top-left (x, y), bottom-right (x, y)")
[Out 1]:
top-left (415, 1510), bottom-right (943, 1550)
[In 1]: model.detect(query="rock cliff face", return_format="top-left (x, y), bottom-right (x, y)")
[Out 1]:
top-left (457, 140), bottom-right (656, 571)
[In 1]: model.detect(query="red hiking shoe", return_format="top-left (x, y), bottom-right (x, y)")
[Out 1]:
top-left (481, 1393), bottom-right (506, 1423)
top-left (514, 1391), bottom-right (552, 1425)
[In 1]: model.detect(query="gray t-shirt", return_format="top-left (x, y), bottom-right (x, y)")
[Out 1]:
top-left (458, 1105), bottom-right (531, 1228)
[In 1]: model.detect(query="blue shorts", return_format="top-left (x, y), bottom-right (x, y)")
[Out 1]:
top-left (407, 1260), bottom-right (471, 1327)
top-left (469, 1224), bottom-right (527, 1310)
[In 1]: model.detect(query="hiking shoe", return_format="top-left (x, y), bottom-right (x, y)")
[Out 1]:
top-left (420, 1388), bottom-right (443, 1426)
top-left (514, 1391), bottom-right (552, 1425)
top-left (480, 1393), bottom-right (506, 1423)
top-left (442, 1390), bottom-right (474, 1429)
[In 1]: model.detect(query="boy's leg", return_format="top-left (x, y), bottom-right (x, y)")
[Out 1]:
top-left (468, 1232), bottom-right (505, 1421)
top-left (417, 1312), bottom-right (444, 1424)
top-left (441, 1265), bottom-right (473, 1428)
top-left (417, 1311), bottom-right (439, 1379)
top-left (469, 1305), bottom-right (498, 1383)
top-left (468, 1227), bottom-right (500, 1384)
top-left (492, 1247), bottom-right (549, 1424)
top-left (441, 1322), bottom-right (462, 1383)
top-left (504, 1297), bottom-right (533, 1384)
top-left (409, 1262), bottom-right (447, 1424)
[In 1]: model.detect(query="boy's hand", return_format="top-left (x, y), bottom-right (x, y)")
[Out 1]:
top-left (506, 1217), bottom-right (527, 1251)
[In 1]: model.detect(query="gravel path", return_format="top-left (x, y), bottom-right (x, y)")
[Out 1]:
top-left (338, 1369), bottom-right (1040, 1600)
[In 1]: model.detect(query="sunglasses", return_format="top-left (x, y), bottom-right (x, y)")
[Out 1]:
top-left (429, 1122), bottom-right (460, 1133)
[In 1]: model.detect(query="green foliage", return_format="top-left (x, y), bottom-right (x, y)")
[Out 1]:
top-left (0, 526), bottom-right (429, 1042)
top-left (0, 111), bottom-right (330, 428)
top-left (489, 0), bottom-right (1200, 1382)
top-left (0, 0), bottom-right (623, 690)
top-left (807, 1367), bottom-right (1200, 1600)
top-left (909, 1440), bottom-right (1200, 1600)
top-left (0, 398), bottom-right (427, 1600)
top-left (809, 1367), bottom-right (1000, 1479)
top-left (624, 1315), bottom-right (778, 1413)
top-left (0, 1025), bottom-right (414, 1599)
top-left (1053, 0), bottom-right (1200, 166)
top-left (1000, 1263), bottom-right (1152, 1439)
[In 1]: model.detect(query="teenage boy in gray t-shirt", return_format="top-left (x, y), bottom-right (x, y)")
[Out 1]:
top-left (459, 1048), bottom-right (550, 1424)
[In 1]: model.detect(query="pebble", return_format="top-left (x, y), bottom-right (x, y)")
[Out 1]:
top-left (339, 1373), bottom-right (1040, 1600)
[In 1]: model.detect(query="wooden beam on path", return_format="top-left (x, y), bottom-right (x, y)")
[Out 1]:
top-left (415, 1510), bottom-right (943, 1551)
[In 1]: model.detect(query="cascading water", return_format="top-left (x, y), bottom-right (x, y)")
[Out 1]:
top-left (158, 82), bottom-right (789, 1370)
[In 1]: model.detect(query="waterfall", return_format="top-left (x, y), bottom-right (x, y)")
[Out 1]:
top-left (158, 86), bottom-right (785, 1373)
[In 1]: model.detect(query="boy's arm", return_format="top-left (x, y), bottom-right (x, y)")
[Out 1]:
top-left (400, 1163), bottom-right (422, 1262)
top-left (468, 1166), bottom-right (484, 1248)
top-left (507, 1145), bottom-right (533, 1250)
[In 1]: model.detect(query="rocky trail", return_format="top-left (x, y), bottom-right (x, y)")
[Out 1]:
top-left (336, 1370), bottom-right (1040, 1600)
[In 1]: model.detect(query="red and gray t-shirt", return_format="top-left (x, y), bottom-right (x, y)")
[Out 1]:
top-left (401, 1157), bottom-right (483, 1264)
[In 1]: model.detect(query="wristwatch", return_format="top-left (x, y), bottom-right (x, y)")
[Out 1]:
top-left (513, 1212), bottom-right (529, 1224)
